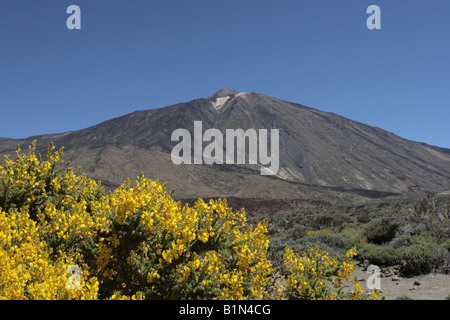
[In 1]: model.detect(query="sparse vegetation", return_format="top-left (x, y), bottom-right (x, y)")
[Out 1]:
top-left (249, 193), bottom-right (450, 277)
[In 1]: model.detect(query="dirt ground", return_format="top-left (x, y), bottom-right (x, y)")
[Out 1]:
top-left (350, 265), bottom-right (450, 300)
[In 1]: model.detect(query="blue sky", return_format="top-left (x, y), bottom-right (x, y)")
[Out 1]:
top-left (1, 0), bottom-right (449, 148)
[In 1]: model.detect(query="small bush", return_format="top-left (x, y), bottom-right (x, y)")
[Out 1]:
top-left (351, 235), bottom-right (368, 250)
top-left (441, 239), bottom-right (450, 252)
top-left (283, 246), bottom-right (378, 300)
top-left (401, 195), bottom-right (450, 240)
top-left (363, 217), bottom-right (398, 245)
top-left (290, 224), bottom-right (307, 240)
top-left (307, 213), bottom-right (350, 233)
top-left (358, 244), bottom-right (400, 267)
top-left (306, 233), bottom-right (353, 253)
top-left (434, 247), bottom-right (450, 273)
top-left (356, 213), bottom-right (372, 224)
top-left (401, 243), bottom-right (440, 275)
top-left (389, 235), bottom-right (414, 249)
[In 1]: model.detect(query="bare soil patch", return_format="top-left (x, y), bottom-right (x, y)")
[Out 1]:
top-left (351, 265), bottom-right (450, 300)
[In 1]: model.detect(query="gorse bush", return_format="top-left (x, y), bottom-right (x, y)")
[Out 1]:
top-left (0, 143), bottom-right (101, 299)
top-left (0, 143), bottom-right (376, 300)
top-left (99, 182), bottom-right (274, 300)
top-left (283, 246), bottom-right (379, 300)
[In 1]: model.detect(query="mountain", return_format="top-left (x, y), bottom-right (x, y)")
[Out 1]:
top-left (1, 89), bottom-right (450, 205)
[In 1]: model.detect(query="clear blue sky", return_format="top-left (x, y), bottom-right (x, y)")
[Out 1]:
top-left (1, 0), bottom-right (449, 148)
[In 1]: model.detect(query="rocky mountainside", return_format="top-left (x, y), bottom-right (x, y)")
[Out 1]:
top-left (1, 89), bottom-right (449, 203)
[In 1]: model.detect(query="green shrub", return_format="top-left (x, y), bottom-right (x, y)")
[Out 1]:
top-left (358, 242), bottom-right (440, 275)
top-left (308, 213), bottom-right (350, 233)
top-left (351, 235), bottom-right (368, 250)
top-left (442, 239), bottom-right (450, 251)
top-left (290, 224), bottom-right (307, 240)
top-left (403, 194), bottom-right (450, 240)
top-left (401, 243), bottom-right (440, 275)
top-left (358, 244), bottom-right (400, 267)
top-left (306, 233), bottom-right (353, 252)
top-left (356, 213), bottom-right (372, 224)
top-left (363, 217), bottom-right (398, 245)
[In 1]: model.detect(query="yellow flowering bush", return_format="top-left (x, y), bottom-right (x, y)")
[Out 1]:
top-left (95, 177), bottom-right (273, 299)
top-left (282, 246), bottom-right (378, 300)
top-left (0, 207), bottom-right (98, 299)
top-left (0, 142), bottom-right (376, 300)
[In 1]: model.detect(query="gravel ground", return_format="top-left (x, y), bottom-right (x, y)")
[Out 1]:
top-left (350, 265), bottom-right (450, 300)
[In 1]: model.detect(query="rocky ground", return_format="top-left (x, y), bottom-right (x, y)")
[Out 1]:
top-left (350, 263), bottom-right (450, 300)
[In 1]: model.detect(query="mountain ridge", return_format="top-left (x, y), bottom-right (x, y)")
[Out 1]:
top-left (1, 89), bottom-right (449, 202)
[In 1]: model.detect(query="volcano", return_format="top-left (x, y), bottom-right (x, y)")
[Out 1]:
top-left (1, 89), bottom-right (449, 205)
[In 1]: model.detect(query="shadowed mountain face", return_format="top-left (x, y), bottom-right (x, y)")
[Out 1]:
top-left (1, 89), bottom-right (449, 202)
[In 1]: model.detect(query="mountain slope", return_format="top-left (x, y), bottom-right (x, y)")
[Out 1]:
top-left (1, 89), bottom-right (449, 201)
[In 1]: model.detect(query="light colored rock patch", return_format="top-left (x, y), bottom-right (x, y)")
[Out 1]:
top-left (212, 96), bottom-right (230, 110)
